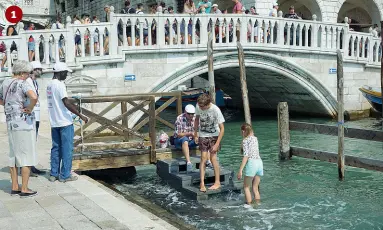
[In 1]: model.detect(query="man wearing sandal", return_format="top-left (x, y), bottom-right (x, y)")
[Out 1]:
top-left (194, 94), bottom-right (225, 192)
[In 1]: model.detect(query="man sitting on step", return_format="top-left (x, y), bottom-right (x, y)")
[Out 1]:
top-left (174, 104), bottom-right (213, 172)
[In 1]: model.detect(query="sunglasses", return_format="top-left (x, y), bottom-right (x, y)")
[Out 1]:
top-left (187, 113), bottom-right (195, 116)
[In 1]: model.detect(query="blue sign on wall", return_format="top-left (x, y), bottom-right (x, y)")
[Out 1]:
top-left (125, 75), bottom-right (136, 81)
top-left (329, 68), bottom-right (337, 74)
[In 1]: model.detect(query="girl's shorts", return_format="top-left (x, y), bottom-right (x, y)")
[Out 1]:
top-left (244, 159), bottom-right (263, 177)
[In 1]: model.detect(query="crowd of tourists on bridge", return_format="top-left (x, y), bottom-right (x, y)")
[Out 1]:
top-left (0, 60), bottom-right (87, 197)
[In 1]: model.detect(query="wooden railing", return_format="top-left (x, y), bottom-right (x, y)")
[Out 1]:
top-left (71, 92), bottom-right (183, 164)
top-left (277, 102), bottom-right (383, 172)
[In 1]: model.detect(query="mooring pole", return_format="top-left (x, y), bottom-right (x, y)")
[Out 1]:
top-left (207, 31), bottom-right (216, 104)
top-left (278, 102), bottom-right (290, 160)
top-left (380, 21), bottom-right (383, 129)
top-left (237, 42), bottom-right (251, 124)
top-left (337, 50), bottom-right (345, 180)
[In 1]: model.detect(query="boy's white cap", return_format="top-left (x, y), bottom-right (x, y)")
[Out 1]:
top-left (53, 62), bottom-right (72, 72)
top-left (212, 4), bottom-right (218, 7)
top-left (185, 104), bottom-right (195, 114)
top-left (273, 2), bottom-right (278, 6)
top-left (30, 61), bottom-right (43, 69)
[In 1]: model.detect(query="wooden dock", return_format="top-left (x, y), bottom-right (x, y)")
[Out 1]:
top-left (71, 92), bottom-right (189, 171)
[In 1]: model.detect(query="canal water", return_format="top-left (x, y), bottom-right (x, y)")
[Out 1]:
top-left (113, 110), bottom-right (383, 230)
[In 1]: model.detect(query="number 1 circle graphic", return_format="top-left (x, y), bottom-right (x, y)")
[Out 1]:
top-left (5, 6), bottom-right (23, 24)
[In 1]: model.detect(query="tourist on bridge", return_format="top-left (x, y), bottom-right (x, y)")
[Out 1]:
top-left (26, 61), bottom-right (46, 177)
top-left (0, 60), bottom-right (38, 197)
top-left (47, 62), bottom-right (88, 183)
top-left (197, 0), bottom-right (212, 13)
top-left (237, 123), bottom-right (263, 205)
top-left (269, 2), bottom-right (278, 17)
top-left (174, 104), bottom-right (198, 172)
top-left (194, 94), bottom-right (225, 192)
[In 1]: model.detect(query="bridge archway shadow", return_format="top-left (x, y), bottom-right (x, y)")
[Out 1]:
top-left (151, 51), bottom-right (338, 117)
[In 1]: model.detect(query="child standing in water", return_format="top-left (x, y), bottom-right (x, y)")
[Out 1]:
top-left (237, 123), bottom-right (263, 204)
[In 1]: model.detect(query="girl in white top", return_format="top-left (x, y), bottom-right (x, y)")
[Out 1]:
top-left (237, 123), bottom-right (263, 204)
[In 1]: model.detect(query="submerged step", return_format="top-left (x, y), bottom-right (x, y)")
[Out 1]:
top-left (157, 158), bottom-right (242, 201)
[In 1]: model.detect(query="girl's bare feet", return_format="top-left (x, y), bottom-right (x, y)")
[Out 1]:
top-left (208, 183), bottom-right (221, 190)
top-left (200, 185), bottom-right (207, 192)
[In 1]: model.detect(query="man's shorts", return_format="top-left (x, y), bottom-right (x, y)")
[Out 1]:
top-left (174, 136), bottom-right (197, 149)
top-left (198, 136), bottom-right (221, 153)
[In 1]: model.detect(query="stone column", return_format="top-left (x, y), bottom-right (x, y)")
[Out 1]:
top-left (254, 0), bottom-right (272, 16)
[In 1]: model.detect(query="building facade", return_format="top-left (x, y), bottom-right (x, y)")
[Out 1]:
top-left (0, 0), bottom-right (55, 27)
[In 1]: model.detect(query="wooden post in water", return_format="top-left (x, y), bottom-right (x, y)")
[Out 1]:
top-left (337, 50), bottom-right (345, 180)
top-left (207, 31), bottom-right (216, 104)
top-left (278, 102), bottom-right (290, 160)
top-left (237, 42), bottom-right (251, 124)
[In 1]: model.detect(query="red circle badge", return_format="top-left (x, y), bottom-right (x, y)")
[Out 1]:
top-left (5, 6), bottom-right (23, 24)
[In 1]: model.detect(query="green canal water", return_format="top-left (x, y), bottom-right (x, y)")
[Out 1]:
top-left (114, 110), bottom-right (383, 230)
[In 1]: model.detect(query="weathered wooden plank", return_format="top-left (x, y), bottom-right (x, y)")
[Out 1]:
top-left (74, 101), bottom-right (149, 145)
top-left (121, 101), bottom-right (129, 141)
top-left (71, 96), bottom-right (152, 103)
top-left (207, 31), bottom-right (216, 104)
top-left (73, 141), bottom-right (151, 153)
top-left (127, 100), bottom-right (175, 129)
top-left (133, 96), bottom-right (177, 131)
top-left (72, 149), bottom-right (200, 171)
top-left (149, 98), bottom-right (157, 163)
top-left (176, 91), bottom-right (182, 116)
top-left (337, 49), bottom-right (345, 180)
top-left (291, 146), bottom-right (383, 172)
top-left (81, 108), bottom-right (144, 139)
top-left (278, 102), bottom-right (291, 160)
top-left (74, 102), bottom-right (119, 136)
top-left (289, 121), bottom-right (383, 142)
top-left (237, 42), bottom-right (251, 125)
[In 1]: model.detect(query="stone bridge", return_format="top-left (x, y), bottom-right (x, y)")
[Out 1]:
top-left (0, 12), bottom-right (381, 120)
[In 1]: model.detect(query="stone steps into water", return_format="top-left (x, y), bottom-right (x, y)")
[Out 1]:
top-left (157, 157), bottom-right (241, 201)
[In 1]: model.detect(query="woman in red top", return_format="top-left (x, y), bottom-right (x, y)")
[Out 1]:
top-left (232, 0), bottom-right (242, 41)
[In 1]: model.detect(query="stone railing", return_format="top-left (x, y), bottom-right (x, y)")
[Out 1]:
top-left (0, 13), bottom-right (381, 75)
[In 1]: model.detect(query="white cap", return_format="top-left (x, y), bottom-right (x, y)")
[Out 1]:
top-left (212, 4), bottom-right (218, 7)
top-left (30, 61), bottom-right (42, 69)
top-left (185, 104), bottom-right (195, 114)
top-left (273, 2), bottom-right (278, 6)
top-left (53, 62), bottom-right (72, 73)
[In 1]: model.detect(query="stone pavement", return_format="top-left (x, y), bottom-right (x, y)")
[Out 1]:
top-left (0, 122), bottom-right (178, 230)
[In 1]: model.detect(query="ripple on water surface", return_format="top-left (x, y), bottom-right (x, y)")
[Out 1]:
top-left (114, 115), bottom-right (383, 230)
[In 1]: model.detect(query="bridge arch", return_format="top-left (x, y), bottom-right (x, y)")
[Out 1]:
top-left (149, 52), bottom-right (338, 117)
top-left (279, 0), bottom-right (323, 20)
top-left (337, 0), bottom-right (383, 29)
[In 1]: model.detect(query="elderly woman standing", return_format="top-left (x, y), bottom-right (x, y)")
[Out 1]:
top-left (0, 60), bottom-right (38, 197)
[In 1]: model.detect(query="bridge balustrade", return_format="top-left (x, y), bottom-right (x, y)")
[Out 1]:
top-left (0, 12), bottom-right (381, 75)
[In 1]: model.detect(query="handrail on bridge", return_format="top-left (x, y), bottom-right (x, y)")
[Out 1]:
top-left (0, 13), bottom-right (381, 76)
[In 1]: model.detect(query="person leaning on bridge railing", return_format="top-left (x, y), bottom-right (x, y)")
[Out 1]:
top-left (0, 60), bottom-right (38, 198)
top-left (47, 62), bottom-right (88, 183)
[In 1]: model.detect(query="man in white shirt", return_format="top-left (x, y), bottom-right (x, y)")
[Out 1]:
top-left (47, 62), bottom-right (88, 183)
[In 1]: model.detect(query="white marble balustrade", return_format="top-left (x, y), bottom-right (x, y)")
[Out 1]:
top-left (0, 12), bottom-right (381, 74)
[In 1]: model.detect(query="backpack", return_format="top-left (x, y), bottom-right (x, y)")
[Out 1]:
top-left (121, 7), bottom-right (136, 14)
